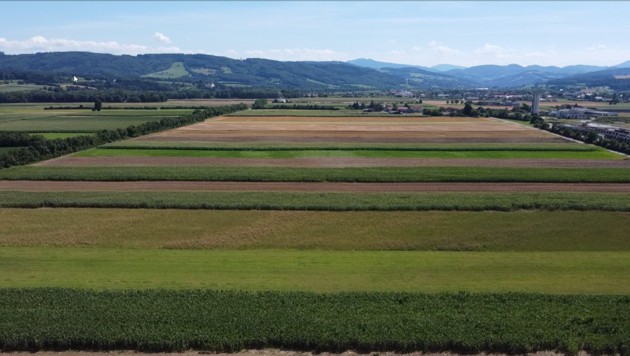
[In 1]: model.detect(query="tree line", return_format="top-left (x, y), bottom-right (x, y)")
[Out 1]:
top-left (0, 104), bottom-right (248, 168)
top-left (528, 118), bottom-right (630, 155)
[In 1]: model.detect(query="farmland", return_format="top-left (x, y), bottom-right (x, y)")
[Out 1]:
top-left (0, 104), bottom-right (194, 132)
top-left (1, 106), bottom-right (630, 354)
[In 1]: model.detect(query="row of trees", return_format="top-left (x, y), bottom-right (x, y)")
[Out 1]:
top-left (0, 104), bottom-right (248, 168)
top-left (0, 90), bottom-right (169, 103)
top-left (527, 118), bottom-right (630, 155)
top-left (0, 86), bottom-right (314, 103)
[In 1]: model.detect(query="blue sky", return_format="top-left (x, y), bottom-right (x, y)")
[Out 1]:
top-left (1, 1), bottom-right (629, 67)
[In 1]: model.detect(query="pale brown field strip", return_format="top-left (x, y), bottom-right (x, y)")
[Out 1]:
top-left (137, 135), bottom-right (565, 144)
top-left (34, 156), bottom-right (630, 168)
top-left (217, 116), bottom-right (490, 122)
top-left (1, 181), bottom-right (629, 193)
top-left (136, 115), bottom-right (561, 144)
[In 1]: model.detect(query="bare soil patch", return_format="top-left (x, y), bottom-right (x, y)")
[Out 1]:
top-left (2, 181), bottom-right (628, 193)
top-left (34, 156), bottom-right (630, 168)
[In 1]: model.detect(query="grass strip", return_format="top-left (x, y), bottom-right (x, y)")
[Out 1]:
top-left (1, 166), bottom-right (629, 182)
top-left (101, 142), bottom-right (599, 152)
top-left (30, 132), bottom-right (94, 139)
top-left (74, 148), bottom-right (618, 159)
top-left (1, 209), bottom-right (628, 251)
top-left (0, 191), bottom-right (629, 212)
top-left (1, 248), bottom-right (630, 294)
top-left (1, 288), bottom-right (629, 354)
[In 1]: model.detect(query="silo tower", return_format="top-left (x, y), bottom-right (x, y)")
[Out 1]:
top-left (531, 93), bottom-right (540, 115)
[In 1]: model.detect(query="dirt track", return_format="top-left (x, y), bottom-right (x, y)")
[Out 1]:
top-left (34, 156), bottom-right (630, 168)
top-left (1, 181), bottom-right (628, 193)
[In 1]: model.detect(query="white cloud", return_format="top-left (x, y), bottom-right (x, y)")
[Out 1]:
top-left (240, 48), bottom-right (344, 61)
top-left (0, 36), bottom-right (181, 54)
top-left (153, 32), bottom-right (171, 44)
top-left (524, 49), bottom-right (557, 59)
top-left (474, 44), bottom-right (503, 55)
top-left (427, 41), bottom-right (459, 56)
top-left (473, 44), bottom-right (518, 61)
top-left (587, 44), bottom-right (608, 51)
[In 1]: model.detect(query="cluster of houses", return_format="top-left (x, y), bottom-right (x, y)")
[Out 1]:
top-left (548, 108), bottom-right (618, 119)
top-left (562, 122), bottom-right (630, 142)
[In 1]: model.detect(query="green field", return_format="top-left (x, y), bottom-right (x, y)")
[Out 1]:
top-left (74, 147), bottom-right (622, 159)
top-left (2, 166), bottom-right (628, 182)
top-left (0, 104), bottom-right (194, 132)
top-left (0, 82), bottom-right (47, 92)
top-left (1, 191), bottom-right (629, 212)
top-left (2, 289), bottom-right (628, 354)
top-left (104, 141), bottom-right (599, 151)
top-left (2, 105), bottom-right (630, 354)
top-left (227, 109), bottom-right (418, 117)
top-left (142, 61), bottom-right (190, 79)
top-left (0, 147), bottom-right (22, 154)
top-left (0, 209), bottom-right (628, 251)
top-left (1, 248), bottom-right (629, 293)
top-left (30, 132), bottom-right (93, 139)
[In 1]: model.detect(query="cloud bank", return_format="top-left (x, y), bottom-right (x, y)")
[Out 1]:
top-left (0, 36), bottom-right (180, 55)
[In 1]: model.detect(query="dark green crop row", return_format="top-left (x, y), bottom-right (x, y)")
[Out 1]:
top-left (1, 191), bottom-right (629, 212)
top-left (0, 289), bottom-right (629, 354)
top-left (1, 166), bottom-right (629, 183)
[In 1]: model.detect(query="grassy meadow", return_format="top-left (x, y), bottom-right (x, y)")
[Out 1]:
top-left (2, 248), bottom-right (630, 294)
top-left (0, 103), bottom-right (194, 132)
top-left (73, 147), bottom-right (622, 159)
top-left (104, 141), bottom-right (599, 150)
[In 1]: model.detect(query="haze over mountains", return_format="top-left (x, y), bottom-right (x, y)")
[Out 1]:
top-left (1, 51), bottom-right (630, 90)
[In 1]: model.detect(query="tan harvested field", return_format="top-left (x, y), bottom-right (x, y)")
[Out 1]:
top-left (136, 115), bottom-right (564, 144)
top-left (1, 180), bottom-right (629, 193)
top-left (35, 156), bottom-right (630, 168)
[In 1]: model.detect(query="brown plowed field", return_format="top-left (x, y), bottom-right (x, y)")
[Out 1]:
top-left (1, 180), bottom-right (628, 193)
top-left (34, 156), bottom-right (630, 168)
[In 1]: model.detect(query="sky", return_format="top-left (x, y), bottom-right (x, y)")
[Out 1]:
top-left (1, 1), bottom-right (629, 68)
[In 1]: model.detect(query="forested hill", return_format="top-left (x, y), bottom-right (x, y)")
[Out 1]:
top-left (0, 52), bottom-right (405, 90)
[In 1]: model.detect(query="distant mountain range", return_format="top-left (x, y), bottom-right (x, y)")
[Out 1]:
top-left (346, 58), bottom-right (627, 88)
top-left (0, 51), bottom-right (629, 90)
top-left (0, 52), bottom-right (407, 90)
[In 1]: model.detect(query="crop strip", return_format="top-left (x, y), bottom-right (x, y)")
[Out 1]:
top-left (1, 166), bottom-right (628, 182)
top-left (1, 289), bottom-right (629, 354)
top-left (0, 191), bottom-right (629, 211)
